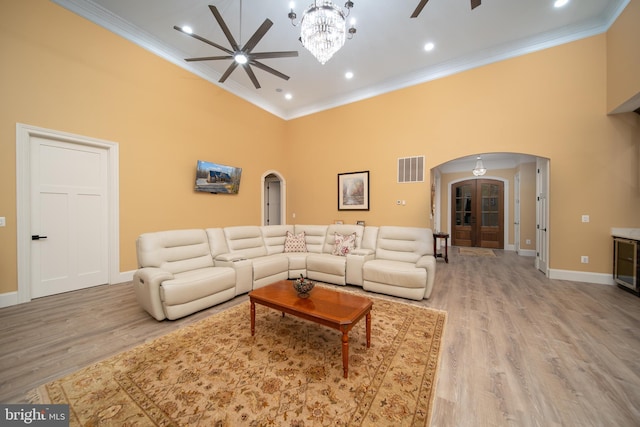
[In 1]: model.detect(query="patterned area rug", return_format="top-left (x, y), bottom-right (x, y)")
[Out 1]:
top-left (32, 292), bottom-right (446, 426)
top-left (458, 247), bottom-right (496, 257)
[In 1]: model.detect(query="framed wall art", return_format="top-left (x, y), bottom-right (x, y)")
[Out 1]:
top-left (338, 171), bottom-right (369, 211)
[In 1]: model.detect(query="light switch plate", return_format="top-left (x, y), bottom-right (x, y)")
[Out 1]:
top-left (0, 217), bottom-right (5, 227)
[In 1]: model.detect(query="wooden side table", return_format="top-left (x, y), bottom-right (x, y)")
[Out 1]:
top-left (433, 232), bottom-right (449, 263)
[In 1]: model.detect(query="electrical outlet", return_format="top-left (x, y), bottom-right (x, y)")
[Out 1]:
top-left (0, 217), bottom-right (5, 227)
top-left (525, 239), bottom-right (531, 245)
top-left (581, 215), bottom-right (590, 223)
top-left (581, 256), bottom-right (589, 264)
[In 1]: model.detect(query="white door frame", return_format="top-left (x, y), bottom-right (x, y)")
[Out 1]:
top-left (16, 123), bottom-right (120, 303)
top-left (535, 157), bottom-right (550, 275)
top-left (261, 170), bottom-right (286, 226)
top-left (514, 172), bottom-right (521, 254)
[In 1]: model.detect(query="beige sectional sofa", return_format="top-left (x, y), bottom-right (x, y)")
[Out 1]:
top-left (133, 224), bottom-right (436, 320)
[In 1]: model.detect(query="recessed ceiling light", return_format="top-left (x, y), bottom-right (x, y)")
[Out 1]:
top-left (424, 42), bottom-right (435, 52)
top-left (554, 0), bottom-right (569, 8)
top-left (345, 71), bottom-right (354, 79)
top-left (182, 25), bottom-right (193, 34)
top-left (285, 93), bottom-right (293, 100)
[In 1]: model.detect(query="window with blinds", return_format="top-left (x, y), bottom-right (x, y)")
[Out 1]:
top-left (397, 156), bottom-right (425, 183)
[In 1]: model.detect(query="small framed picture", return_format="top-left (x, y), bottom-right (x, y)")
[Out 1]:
top-left (338, 171), bottom-right (370, 211)
top-left (356, 220), bottom-right (365, 226)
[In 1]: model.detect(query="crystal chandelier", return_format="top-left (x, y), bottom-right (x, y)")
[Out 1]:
top-left (288, 1), bottom-right (356, 65)
top-left (472, 156), bottom-right (487, 176)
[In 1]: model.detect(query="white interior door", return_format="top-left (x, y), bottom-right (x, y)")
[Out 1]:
top-left (30, 137), bottom-right (109, 298)
top-left (536, 158), bottom-right (550, 274)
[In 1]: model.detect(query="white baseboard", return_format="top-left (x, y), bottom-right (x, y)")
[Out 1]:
top-left (0, 291), bottom-right (18, 308)
top-left (517, 249), bottom-right (536, 257)
top-left (116, 270), bottom-right (135, 283)
top-left (548, 269), bottom-right (615, 286)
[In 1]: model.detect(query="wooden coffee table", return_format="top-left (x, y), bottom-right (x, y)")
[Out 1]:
top-left (249, 280), bottom-right (372, 378)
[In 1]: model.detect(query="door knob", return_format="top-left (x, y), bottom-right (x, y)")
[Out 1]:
top-left (31, 235), bottom-right (48, 240)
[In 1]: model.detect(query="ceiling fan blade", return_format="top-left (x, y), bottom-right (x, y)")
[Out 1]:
top-left (471, 0), bottom-right (481, 9)
top-left (219, 62), bottom-right (239, 83)
top-left (251, 61), bottom-right (290, 81)
top-left (185, 56), bottom-right (233, 62)
top-left (250, 51), bottom-right (299, 60)
top-left (243, 65), bottom-right (261, 89)
top-left (242, 19), bottom-right (273, 54)
top-left (173, 26), bottom-right (233, 55)
top-left (411, 0), bottom-right (429, 18)
top-left (208, 5), bottom-right (240, 51)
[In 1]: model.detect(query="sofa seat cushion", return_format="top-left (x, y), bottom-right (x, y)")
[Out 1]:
top-left (281, 252), bottom-right (309, 271)
top-left (161, 267), bottom-right (235, 305)
top-left (363, 260), bottom-right (426, 289)
top-left (306, 253), bottom-right (347, 276)
top-left (252, 255), bottom-right (290, 279)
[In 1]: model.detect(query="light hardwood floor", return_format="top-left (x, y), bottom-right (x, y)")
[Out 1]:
top-left (1, 249), bottom-right (639, 426)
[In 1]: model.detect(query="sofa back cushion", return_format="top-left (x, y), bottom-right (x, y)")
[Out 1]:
top-left (261, 225), bottom-right (295, 255)
top-left (223, 226), bottom-right (267, 259)
top-left (322, 224), bottom-right (364, 255)
top-left (136, 229), bottom-right (214, 274)
top-left (375, 226), bottom-right (433, 263)
top-left (361, 226), bottom-right (379, 251)
top-left (205, 228), bottom-right (230, 258)
top-left (294, 225), bottom-right (328, 253)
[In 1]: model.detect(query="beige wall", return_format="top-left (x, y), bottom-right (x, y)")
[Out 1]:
top-left (0, 1), bottom-right (288, 294)
top-left (607, 0), bottom-right (640, 112)
top-left (1, 1), bottom-right (639, 297)
top-left (286, 34), bottom-right (640, 275)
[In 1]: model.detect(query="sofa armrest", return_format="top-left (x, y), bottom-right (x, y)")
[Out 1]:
top-left (215, 252), bottom-right (247, 262)
top-left (351, 248), bottom-right (374, 256)
top-left (346, 252), bottom-right (375, 286)
top-left (132, 267), bottom-right (174, 321)
top-left (416, 255), bottom-right (436, 299)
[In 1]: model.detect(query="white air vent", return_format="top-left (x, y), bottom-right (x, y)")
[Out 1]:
top-left (397, 156), bottom-right (424, 183)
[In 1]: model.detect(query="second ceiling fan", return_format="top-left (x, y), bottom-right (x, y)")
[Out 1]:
top-left (411, 0), bottom-right (482, 18)
top-left (174, 5), bottom-right (298, 89)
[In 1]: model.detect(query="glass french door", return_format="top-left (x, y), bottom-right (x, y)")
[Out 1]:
top-left (452, 179), bottom-right (504, 248)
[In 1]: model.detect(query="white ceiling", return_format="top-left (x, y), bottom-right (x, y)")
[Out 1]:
top-left (52, 0), bottom-right (627, 121)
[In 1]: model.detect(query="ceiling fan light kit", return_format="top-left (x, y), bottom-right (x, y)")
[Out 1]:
top-left (289, 1), bottom-right (356, 65)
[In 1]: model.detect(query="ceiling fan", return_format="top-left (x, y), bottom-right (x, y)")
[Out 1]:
top-left (411, 0), bottom-right (481, 18)
top-left (174, 5), bottom-right (298, 89)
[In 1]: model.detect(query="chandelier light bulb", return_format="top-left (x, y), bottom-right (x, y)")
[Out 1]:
top-left (472, 157), bottom-right (487, 176)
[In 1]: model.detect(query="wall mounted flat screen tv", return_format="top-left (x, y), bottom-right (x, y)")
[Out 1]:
top-left (195, 160), bottom-right (242, 194)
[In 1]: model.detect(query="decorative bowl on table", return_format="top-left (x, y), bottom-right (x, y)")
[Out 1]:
top-left (293, 277), bottom-right (314, 298)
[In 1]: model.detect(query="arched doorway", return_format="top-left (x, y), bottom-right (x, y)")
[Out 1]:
top-left (261, 171), bottom-right (286, 226)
